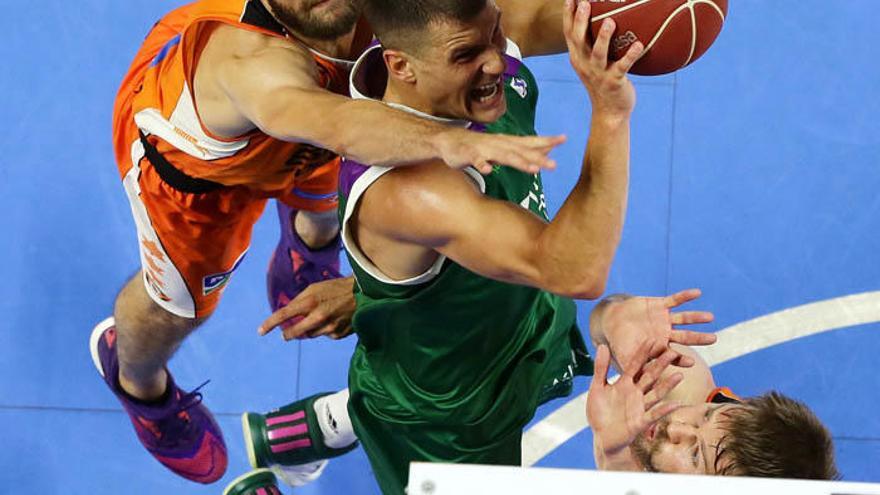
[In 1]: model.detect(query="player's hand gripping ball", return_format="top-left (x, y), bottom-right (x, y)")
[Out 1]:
top-left (588, 0), bottom-right (729, 75)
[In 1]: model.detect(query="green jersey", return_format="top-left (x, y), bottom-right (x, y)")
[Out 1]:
top-left (338, 42), bottom-right (591, 493)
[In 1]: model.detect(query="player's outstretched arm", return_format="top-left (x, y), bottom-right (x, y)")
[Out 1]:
top-left (497, 0), bottom-right (568, 57)
top-left (213, 29), bottom-right (563, 174)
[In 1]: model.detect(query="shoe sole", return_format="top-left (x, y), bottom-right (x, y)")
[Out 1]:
top-left (89, 316), bottom-right (116, 378)
top-left (222, 468), bottom-right (275, 495)
top-left (241, 412), bottom-right (262, 469)
top-left (271, 460), bottom-right (329, 488)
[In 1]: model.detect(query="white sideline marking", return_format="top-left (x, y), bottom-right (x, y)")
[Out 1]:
top-left (522, 291), bottom-right (880, 466)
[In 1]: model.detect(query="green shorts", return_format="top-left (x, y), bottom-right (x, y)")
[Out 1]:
top-left (347, 325), bottom-right (592, 495)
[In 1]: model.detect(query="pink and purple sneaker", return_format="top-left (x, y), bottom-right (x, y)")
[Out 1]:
top-left (89, 317), bottom-right (228, 484)
top-left (267, 202), bottom-right (342, 321)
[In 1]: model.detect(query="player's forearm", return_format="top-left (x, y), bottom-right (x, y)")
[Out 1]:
top-left (268, 97), bottom-right (451, 167)
top-left (534, 113), bottom-right (631, 299)
top-left (334, 100), bottom-right (462, 166)
top-left (498, 0), bottom-right (567, 57)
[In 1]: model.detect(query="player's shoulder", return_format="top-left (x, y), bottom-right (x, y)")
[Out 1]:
top-left (357, 162), bottom-right (485, 230)
top-left (208, 22), bottom-right (312, 65)
top-left (378, 162), bottom-right (482, 202)
top-left (205, 22), bottom-right (317, 88)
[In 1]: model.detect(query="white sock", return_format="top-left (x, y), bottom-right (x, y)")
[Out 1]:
top-left (313, 389), bottom-right (356, 449)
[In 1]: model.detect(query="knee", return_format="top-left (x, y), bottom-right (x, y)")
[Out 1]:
top-left (114, 272), bottom-right (207, 334)
top-left (295, 210), bottom-right (340, 248)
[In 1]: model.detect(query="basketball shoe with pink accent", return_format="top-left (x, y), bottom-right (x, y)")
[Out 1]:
top-left (223, 469), bottom-right (284, 495)
top-left (242, 393), bottom-right (357, 486)
top-left (89, 317), bottom-right (228, 484)
top-left (267, 202), bottom-right (342, 320)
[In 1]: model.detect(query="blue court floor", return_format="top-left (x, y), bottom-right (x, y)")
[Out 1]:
top-left (1, 1), bottom-right (878, 493)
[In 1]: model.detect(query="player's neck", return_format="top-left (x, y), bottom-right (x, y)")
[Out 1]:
top-left (293, 30), bottom-right (359, 60)
top-left (382, 81), bottom-right (436, 118)
top-left (259, 0), bottom-right (359, 59)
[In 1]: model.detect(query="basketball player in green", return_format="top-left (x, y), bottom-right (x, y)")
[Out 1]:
top-left (239, 1), bottom-right (715, 493)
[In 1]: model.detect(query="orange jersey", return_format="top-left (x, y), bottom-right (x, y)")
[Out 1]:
top-left (707, 387), bottom-right (741, 404)
top-left (113, 0), bottom-right (365, 195)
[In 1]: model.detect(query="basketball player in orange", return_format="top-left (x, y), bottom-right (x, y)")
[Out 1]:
top-left (587, 291), bottom-right (838, 479)
top-left (88, 0), bottom-right (571, 484)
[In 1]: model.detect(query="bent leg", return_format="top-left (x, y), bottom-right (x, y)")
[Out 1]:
top-left (295, 208), bottom-right (340, 250)
top-left (268, 158), bottom-right (343, 313)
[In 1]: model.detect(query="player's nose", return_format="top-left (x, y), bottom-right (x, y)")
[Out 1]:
top-left (483, 49), bottom-right (506, 76)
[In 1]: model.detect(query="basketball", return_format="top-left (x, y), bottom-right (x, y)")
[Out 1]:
top-left (589, 0), bottom-right (729, 75)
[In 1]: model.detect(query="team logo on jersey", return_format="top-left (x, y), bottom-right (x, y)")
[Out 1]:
top-left (510, 76), bottom-right (528, 99)
top-left (202, 252), bottom-right (247, 295)
top-left (518, 175), bottom-right (548, 219)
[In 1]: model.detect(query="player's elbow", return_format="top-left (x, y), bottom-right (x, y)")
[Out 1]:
top-left (532, 253), bottom-right (610, 299)
top-left (545, 273), bottom-right (607, 300)
top-left (568, 279), bottom-right (607, 300)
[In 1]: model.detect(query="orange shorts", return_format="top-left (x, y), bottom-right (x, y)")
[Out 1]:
top-left (116, 130), bottom-right (339, 319)
top-left (110, 12), bottom-right (341, 319)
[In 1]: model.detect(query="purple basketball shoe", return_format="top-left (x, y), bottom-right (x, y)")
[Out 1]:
top-left (267, 202), bottom-right (342, 322)
top-left (89, 317), bottom-right (228, 483)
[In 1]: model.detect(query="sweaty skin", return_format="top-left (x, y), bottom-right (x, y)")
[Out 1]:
top-left (261, 0), bottom-right (599, 336)
top-left (185, 0), bottom-right (567, 172)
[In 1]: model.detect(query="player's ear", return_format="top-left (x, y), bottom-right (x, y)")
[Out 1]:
top-left (383, 49), bottom-right (417, 84)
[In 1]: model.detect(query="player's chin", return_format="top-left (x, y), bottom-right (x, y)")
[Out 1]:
top-left (466, 96), bottom-right (507, 125)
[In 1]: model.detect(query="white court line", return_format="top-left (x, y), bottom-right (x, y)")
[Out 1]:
top-left (522, 290), bottom-right (880, 467)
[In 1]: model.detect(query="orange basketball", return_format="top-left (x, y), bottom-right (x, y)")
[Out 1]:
top-left (589, 0), bottom-right (729, 75)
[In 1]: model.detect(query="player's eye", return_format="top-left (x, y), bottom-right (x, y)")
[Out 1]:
top-left (704, 405), bottom-right (717, 423)
top-left (454, 48), bottom-right (479, 63)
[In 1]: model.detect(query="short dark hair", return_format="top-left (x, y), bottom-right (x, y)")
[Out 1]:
top-left (362, 0), bottom-right (487, 51)
top-left (716, 392), bottom-right (839, 480)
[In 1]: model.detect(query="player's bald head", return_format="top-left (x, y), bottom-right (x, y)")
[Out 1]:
top-left (362, 0), bottom-right (489, 53)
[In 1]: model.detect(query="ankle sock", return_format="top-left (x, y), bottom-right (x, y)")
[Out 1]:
top-left (313, 389), bottom-right (356, 449)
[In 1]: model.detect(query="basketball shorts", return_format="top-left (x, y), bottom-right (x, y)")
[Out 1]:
top-left (116, 131), bottom-right (339, 319)
top-left (347, 325), bottom-right (592, 495)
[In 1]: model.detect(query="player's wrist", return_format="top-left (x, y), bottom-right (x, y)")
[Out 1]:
top-left (430, 128), bottom-right (462, 166)
top-left (589, 293), bottom-right (631, 342)
top-left (590, 109), bottom-right (633, 128)
top-left (600, 446), bottom-right (641, 471)
top-left (595, 431), bottom-right (635, 460)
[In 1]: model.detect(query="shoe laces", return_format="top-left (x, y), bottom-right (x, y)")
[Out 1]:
top-left (154, 380), bottom-right (210, 448)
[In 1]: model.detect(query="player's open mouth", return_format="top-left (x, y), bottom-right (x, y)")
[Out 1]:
top-left (470, 78), bottom-right (503, 105)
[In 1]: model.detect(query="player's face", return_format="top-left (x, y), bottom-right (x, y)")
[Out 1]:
top-left (408, 3), bottom-right (508, 123)
top-left (631, 403), bottom-right (740, 475)
top-left (266, 0), bottom-right (360, 40)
